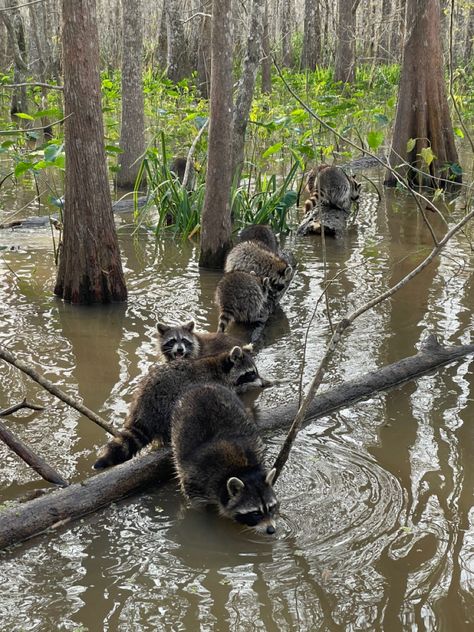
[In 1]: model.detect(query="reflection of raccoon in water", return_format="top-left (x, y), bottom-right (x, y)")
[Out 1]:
top-left (224, 241), bottom-right (294, 304)
top-left (239, 224), bottom-right (280, 253)
top-left (215, 271), bottom-right (270, 333)
top-left (157, 320), bottom-right (249, 361)
top-left (304, 164), bottom-right (361, 213)
top-left (171, 383), bottom-right (278, 534)
top-left (93, 346), bottom-right (264, 469)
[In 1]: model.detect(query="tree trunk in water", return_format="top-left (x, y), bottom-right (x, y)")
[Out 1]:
top-left (165, 0), bottom-right (188, 82)
top-left (334, 0), bottom-right (357, 83)
top-left (281, 0), bottom-right (292, 67)
top-left (301, 0), bottom-right (320, 70)
top-left (0, 334), bottom-right (472, 550)
top-left (231, 0), bottom-right (265, 181)
top-left (116, 0), bottom-right (145, 189)
top-left (385, 0), bottom-right (461, 189)
top-left (261, 0), bottom-right (272, 94)
top-left (196, 0), bottom-right (212, 98)
top-left (199, 0), bottom-right (233, 269)
top-left (54, 0), bottom-right (127, 304)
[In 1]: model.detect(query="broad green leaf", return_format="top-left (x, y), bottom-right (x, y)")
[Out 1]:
top-left (420, 147), bottom-right (436, 166)
top-left (367, 130), bottom-right (384, 150)
top-left (44, 143), bottom-right (64, 162)
top-left (449, 162), bottom-right (462, 176)
top-left (374, 113), bottom-right (389, 126)
top-left (14, 161), bottom-right (33, 177)
top-left (262, 142), bottom-right (283, 158)
top-left (33, 108), bottom-right (62, 120)
top-left (406, 138), bottom-right (416, 153)
top-left (14, 112), bottom-right (35, 120)
top-left (453, 127), bottom-right (464, 138)
top-left (105, 144), bottom-right (123, 154)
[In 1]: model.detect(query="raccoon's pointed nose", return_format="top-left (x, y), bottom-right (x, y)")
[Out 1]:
top-left (266, 525), bottom-right (276, 535)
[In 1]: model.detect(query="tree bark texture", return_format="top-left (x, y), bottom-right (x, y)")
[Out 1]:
top-left (385, 0), bottom-right (461, 189)
top-left (165, 0), bottom-right (188, 82)
top-left (231, 0), bottom-right (265, 181)
top-left (1, 0), bottom-right (28, 115)
top-left (199, 0), bottom-right (234, 269)
top-left (280, 0), bottom-right (293, 67)
top-left (196, 0), bottom-right (212, 98)
top-left (0, 335), bottom-right (472, 550)
top-left (116, 0), bottom-right (145, 189)
top-left (261, 0), bottom-right (272, 94)
top-left (301, 0), bottom-right (321, 70)
top-left (54, 0), bottom-right (127, 304)
top-left (334, 0), bottom-right (356, 83)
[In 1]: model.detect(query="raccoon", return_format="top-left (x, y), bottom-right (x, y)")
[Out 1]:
top-left (170, 156), bottom-right (195, 191)
top-left (304, 164), bottom-right (361, 214)
top-left (215, 271), bottom-right (270, 334)
top-left (224, 240), bottom-right (294, 305)
top-left (157, 320), bottom-right (249, 362)
top-left (171, 383), bottom-right (278, 534)
top-left (238, 224), bottom-right (280, 253)
top-left (93, 346), bottom-right (264, 469)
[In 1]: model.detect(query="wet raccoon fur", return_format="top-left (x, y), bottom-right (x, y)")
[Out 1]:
top-left (93, 346), bottom-right (264, 469)
top-left (157, 320), bottom-right (249, 362)
top-left (304, 164), bottom-right (361, 214)
top-left (224, 240), bottom-right (294, 302)
top-left (171, 383), bottom-right (278, 534)
top-left (215, 271), bottom-right (270, 333)
top-left (238, 224), bottom-right (280, 253)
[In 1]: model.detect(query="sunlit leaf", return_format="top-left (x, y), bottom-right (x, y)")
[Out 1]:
top-left (420, 147), bottom-right (436, 166)
top-left (453, 127), bottom-right (464, 138)
top-left (406, 138), bottom-right (416, 153)
top-left (262, 142), bottom-right (283, 158)
top-left (367, 130), bottom-right (384, 150)
top-left (14, 112), bottom-right (35, 120)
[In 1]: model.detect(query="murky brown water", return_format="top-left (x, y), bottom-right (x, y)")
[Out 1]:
top-left (0, 172), bottom-right (473, 631)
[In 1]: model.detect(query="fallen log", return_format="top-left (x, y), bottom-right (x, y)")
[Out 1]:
top-left (0, 334), bottom-right (472, 551)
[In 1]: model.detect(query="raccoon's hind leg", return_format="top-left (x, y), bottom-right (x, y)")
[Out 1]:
top-left (93, 427), bottom-right (151, 469)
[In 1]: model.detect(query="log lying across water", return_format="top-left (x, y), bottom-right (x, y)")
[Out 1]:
top-left (0, 334), bottom-right (472, 551)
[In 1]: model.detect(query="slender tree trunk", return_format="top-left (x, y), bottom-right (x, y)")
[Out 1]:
top-left (0, 0), bottom-right (28, 115)
top-left (231, 0), bottom-right (265, 181)
top-left (378, 0), bottom-right (392, 62)
top-left (261, 0), bottom-right (272, 94)
top-left (54, 0), bottom-right (127, 304)
top-left (156, 5), bottom-right (167, 68)
top-left (465, 6), bottom-right (474, 61)
top-left (301, 0), bottom-right (321, 70)
top-left (281, 0), bottom-right (293, 67)
top-left (385, 0), bottom-right (461, 189)
top-left (390, 0), bottom-right (406, 60)
top-left (196, 0), bottom-right (212, 98)
top-left (116, 0), bottom-right (145, 189)
top-left (334, 0), bottom-right (357, 83)
top-left (165, 0), bottom-right (188, 82)
top-left (199, 0), bottom-right (234, 269)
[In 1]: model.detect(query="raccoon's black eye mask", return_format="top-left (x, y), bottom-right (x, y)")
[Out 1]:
top-left (235, 370), bottom-right (258, 386)
top-left (235, 510), bottom-right (264, 527)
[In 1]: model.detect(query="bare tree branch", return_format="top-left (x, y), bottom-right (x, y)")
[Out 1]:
top-left (0, 398), bottom-right (44, 416)
top-left (1, 82), bottom-right (63, 90)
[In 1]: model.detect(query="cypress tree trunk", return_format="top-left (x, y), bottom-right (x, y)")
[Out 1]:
top-left (301, 0), bottom-right (321, 70)
top-left (385, 0), bottom-right (461, 189)
top-left (334, 0), bottom-right (358, 83)
top-left (199, 0), bottom-right (234, 269)
top-left (54, 0), bottom-right (127, 304)
top-left (261, 0), bottom-right (272, 94)
top-left (116, 0), bottom-right (145, 189)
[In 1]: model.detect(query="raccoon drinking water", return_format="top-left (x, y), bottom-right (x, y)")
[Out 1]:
top-left (157, 320), bottom-right (248, 362)
top-left (171, 383), bottom-right (278, 534)
top-left (304, 164), bottom-right (361, 213)
top-left (93, 346), bottom-right (264, 469)
top-left (215, 271), bottom-right (270, 334)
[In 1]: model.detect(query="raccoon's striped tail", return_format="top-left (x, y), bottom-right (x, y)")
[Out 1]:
top-left (304, 194), bottom-right (320, 215)
top-left (93, 427), bottom-right (150, 469)
top-left (217, 311), bottom-right (233, 333)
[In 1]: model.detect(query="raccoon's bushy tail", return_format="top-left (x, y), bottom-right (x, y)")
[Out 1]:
top-left (93, 428), bottom-right (150, 469)
top-left (217, 311), bottom-right (233, 333)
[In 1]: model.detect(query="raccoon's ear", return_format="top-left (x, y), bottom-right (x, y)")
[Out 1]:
top-left (249, 270), bottom-right (257, 276)
top-left (242, 343), bottom-right (254, 354)
top-left (265, 468), bottom-right (277, 487)
top-left (262, 277), bottom-right (270, 288)
top-left (227, 476), bottom-right (245, 497)
top-left (229, 346), bottom-right (243, 363)
top-left (157, 323), bottom-right (169, 336)
top-left (184, 321), bottom-right (195, 332)
top-left (284, 266), bottom-right (293, 280)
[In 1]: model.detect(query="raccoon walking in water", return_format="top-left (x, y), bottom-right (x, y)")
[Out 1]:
top-left (238, 224), bottom-right (280, 253)
top-left (215, 271), bottom-right (270, 335)
top-left (171, 383), bottom-right (278, 534)
top-left (304, 164), bottom-right (361, 214)
top-left (157, 320), bottom-right (249, 362)
top-left (93, 346), bottom-right (265, 469)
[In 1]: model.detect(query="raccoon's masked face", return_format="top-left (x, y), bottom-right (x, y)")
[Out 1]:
top-left (157, 321), bottom-right (198, 360)
top-left (226, 346), bottom-right (266, 392)
top-left (225, 468), bottom-right (279, 535)
top-left (269, 265), bottom-right (294, 302)
top-left (350, 176), bottom-right (361, 203)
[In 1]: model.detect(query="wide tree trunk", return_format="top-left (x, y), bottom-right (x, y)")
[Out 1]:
top-left (301, 0), bottom-right (321, 70)
top-left (54, 0), bottom-right (127, 304)
top-left (231, 0), bottom-right (265, 181)
top-left (0, 334), bottom-right (472, 550)
top-left (165, 0), bottom-right (188, 82)
top-left (261, 0), bottom-right (272, 94)
top-left (334, 0), bottom-right (357, 83)
top-left (199, 0), bottom-right (234, 269)
top-left (385, 0), bottom-right (461, 189)
top-left (116, 0), bottom-right (145, 189)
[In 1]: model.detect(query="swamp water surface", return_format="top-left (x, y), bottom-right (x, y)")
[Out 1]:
top-left (0, 177), bottom-right (473, 631)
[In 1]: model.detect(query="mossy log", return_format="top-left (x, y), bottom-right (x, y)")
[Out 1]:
top-left (0, 334), bottom-right (472, 551)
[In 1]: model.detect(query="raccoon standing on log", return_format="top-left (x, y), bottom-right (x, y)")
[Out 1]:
top-left (157, 320), bottom-right (249, 362)
top-left (304, 164), bottom-right (361, 214)
top-left (171, 383), bottom-right (278, 534)
top-left (215, 272), bottom-right (270, 334)
top-left (93, 346), bottom-right (265, 469)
